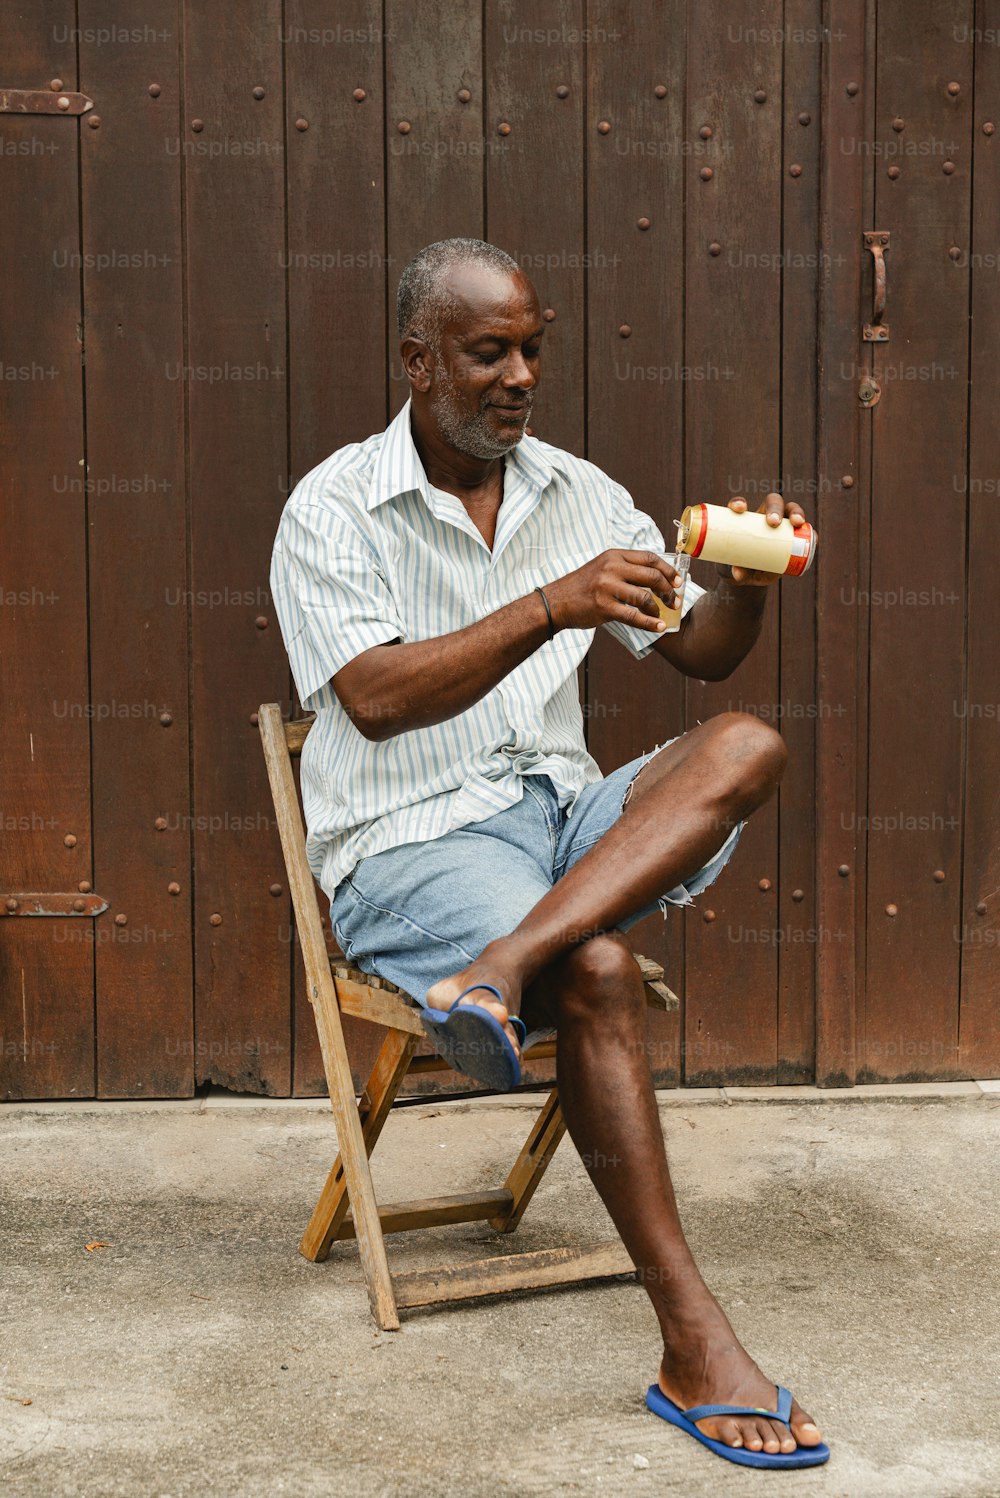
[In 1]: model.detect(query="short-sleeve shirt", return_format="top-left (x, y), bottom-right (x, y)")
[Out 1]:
top-left (269, 398), bottom-right (705, 901)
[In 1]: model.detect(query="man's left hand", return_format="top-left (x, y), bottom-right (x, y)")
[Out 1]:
top-left (721, 490), bottom-right (807, 587)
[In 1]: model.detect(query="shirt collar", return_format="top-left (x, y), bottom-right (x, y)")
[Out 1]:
top-left (366, 397), bottom-right (570, 510)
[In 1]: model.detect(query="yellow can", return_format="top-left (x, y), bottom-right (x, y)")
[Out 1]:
top-left (676, 502), bottom-right (817, 576)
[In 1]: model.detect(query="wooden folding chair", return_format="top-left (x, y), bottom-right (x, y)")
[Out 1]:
top-left (258, 703), bottom-right (679, 1330)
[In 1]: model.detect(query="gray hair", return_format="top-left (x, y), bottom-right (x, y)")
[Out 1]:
top-left (396, 238), bottom-right (521, 348)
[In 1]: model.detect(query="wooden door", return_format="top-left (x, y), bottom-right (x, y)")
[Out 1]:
top-left (2, 1), bottom-right (996, 1100)
top-left (817, 0), bottom-right (1000, 1084)
top-left (1, 7), bottom-right (96, 1100)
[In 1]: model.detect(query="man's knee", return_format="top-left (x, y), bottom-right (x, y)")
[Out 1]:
top-left (549, 933), bottom-right (644, 1026)
top-left (710, 711), bottom-right (788, 798)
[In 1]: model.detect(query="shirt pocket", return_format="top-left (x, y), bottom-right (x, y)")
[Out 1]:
top-left (383, 532), bottom-right (479, 640)
top-left (514, 538), bottom-right (600, 586)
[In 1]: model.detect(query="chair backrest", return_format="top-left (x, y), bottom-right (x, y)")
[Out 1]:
top-left (257, 702), bottom-right (328, 949)
top-left (283, 714), bottom-right (316, 759)
top-left (257, 701), bottom-right (411, 1006)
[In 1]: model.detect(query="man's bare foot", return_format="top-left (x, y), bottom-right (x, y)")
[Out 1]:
top-left (656, 1288), bottom-right (823, 1454)
top-left (424, 939), bottom-right (526, 1057)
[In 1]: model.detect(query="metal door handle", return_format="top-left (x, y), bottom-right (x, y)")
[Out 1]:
top-left (863, 231), bottom-right (890, 342)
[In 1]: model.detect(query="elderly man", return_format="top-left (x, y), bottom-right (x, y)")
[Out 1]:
top-left (270, 238), bottom-right (828, 1471)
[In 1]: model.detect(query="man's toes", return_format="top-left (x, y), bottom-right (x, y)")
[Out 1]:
top-left (700, 1417), bottom-right (743, 1448)
top-left (757, 1419), bottom-right (787, 1453)
top-left (737, 1419), bottom-right (764, 1450)
top-left (750, 1419), bottom-right (778, 1452)
top-left (794, 1421), bottom-right (823, 1447)
top-left (790, 1401), bottom-right (823, 1446)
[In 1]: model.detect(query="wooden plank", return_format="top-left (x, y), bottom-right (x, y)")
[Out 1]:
top-left (385, 0), bottom-right (484, 417)
top-left (336, 1189), bottom-right (514, 1241)
top-left (584, 0), bottom-right (688, 1087)
top-left (335, 978), bottom-right (426, 1036)
top-left (283, 1), bottom-right (388, 1091)
top-left (183, 1), bottom-right (291, 1093)
top-left (852, 0), bottom-right (879, 1100)
top-left (0, 2), bottom-right (94, 1100)
top-left (332, 960), bottom-right (402, 992)
top-left (284, 0), bottom-right (386, 478)
top-left (301, 1026), bottom-right (416, 1260)
top-left (290, 785), bottom-right (358, 1095)
top-left (776, 0), bottom-right (822, 1083)
top-left (393, 1241), bottom-right (636, 1310)
top-left (862, 3), bottom-right (972, 1080)
top-left (634, 952), bottom-right (663, 982)
top-left (681, 2), bottom-right (785, 1085)
top-left (958, 11), bottom-right (1000, 1075)
top-left (644, 979), bottom-right (679, 1012)
top-left (484, 0), bottom-right (585, 454)
top-left (814, 0), bottom-right (868, 1087)
top-left (481, 0), bottom-right (585, 1092)
top-left (284, 716), bottom-right (315, 756)
top-left (76, 2), bottom-right (193, 1098)
top-left (490, 1088), bottom-right (566, 1232)
top-left (380, 5), bottom-right (492, 1097)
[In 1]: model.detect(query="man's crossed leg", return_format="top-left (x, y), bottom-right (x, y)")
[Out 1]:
top-left (423, 710), bottom-right (825, 1458)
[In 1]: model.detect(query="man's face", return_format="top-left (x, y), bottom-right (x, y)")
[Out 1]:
top-left (425, 268), bottom-right (543, 460)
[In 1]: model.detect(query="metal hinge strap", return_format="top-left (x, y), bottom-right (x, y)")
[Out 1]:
top-left (0, 89), bottom-right (94, 116)
top-left (2, 893), bottom-right (108, 916)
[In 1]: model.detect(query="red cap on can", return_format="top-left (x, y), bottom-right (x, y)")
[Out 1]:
top-left (687, 504), bottom-right (710, 559)
top-left (785, 521), bottom-right (817, 575)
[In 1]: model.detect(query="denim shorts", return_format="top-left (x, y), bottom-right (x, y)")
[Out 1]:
top-left (327, 738), bottom-right (745, 1031)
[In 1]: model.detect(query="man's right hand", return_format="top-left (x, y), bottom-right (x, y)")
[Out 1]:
top-left (333, 551), bottom-right (686, 741)
top-left (544, 549), bottom-right (685, 634)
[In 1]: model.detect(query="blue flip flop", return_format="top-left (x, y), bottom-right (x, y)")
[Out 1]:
top-left (646, 1381), bottom-right (830, 1469)
top-left (420, 984), bottom-right (526, 1091)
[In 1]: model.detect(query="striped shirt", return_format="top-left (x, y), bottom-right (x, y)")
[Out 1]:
top-left (269, 398), bottom-right (705, 901)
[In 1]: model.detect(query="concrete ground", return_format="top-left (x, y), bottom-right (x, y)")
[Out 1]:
top-left (2, 1082), bottom-right (999, 1498)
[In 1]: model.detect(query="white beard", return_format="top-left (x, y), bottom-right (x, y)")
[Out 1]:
top-left (428, 361), bottom-right (532, 459)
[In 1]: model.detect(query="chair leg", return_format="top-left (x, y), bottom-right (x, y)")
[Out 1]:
top-left (259, 703), bottom-right (403, 1328)
top-left (301, 1026), bottom-right (417, 1265)
top-left (488, 1086), bottom-right (567, 1233)
top-left (311, 996), bottom-right (414, 1330)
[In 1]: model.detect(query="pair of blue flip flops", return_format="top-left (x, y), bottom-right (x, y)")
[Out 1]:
top-left (420, 984), bottom-right (525, 1091)
top-left (646, 1381), bottom-right (830, 1469)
